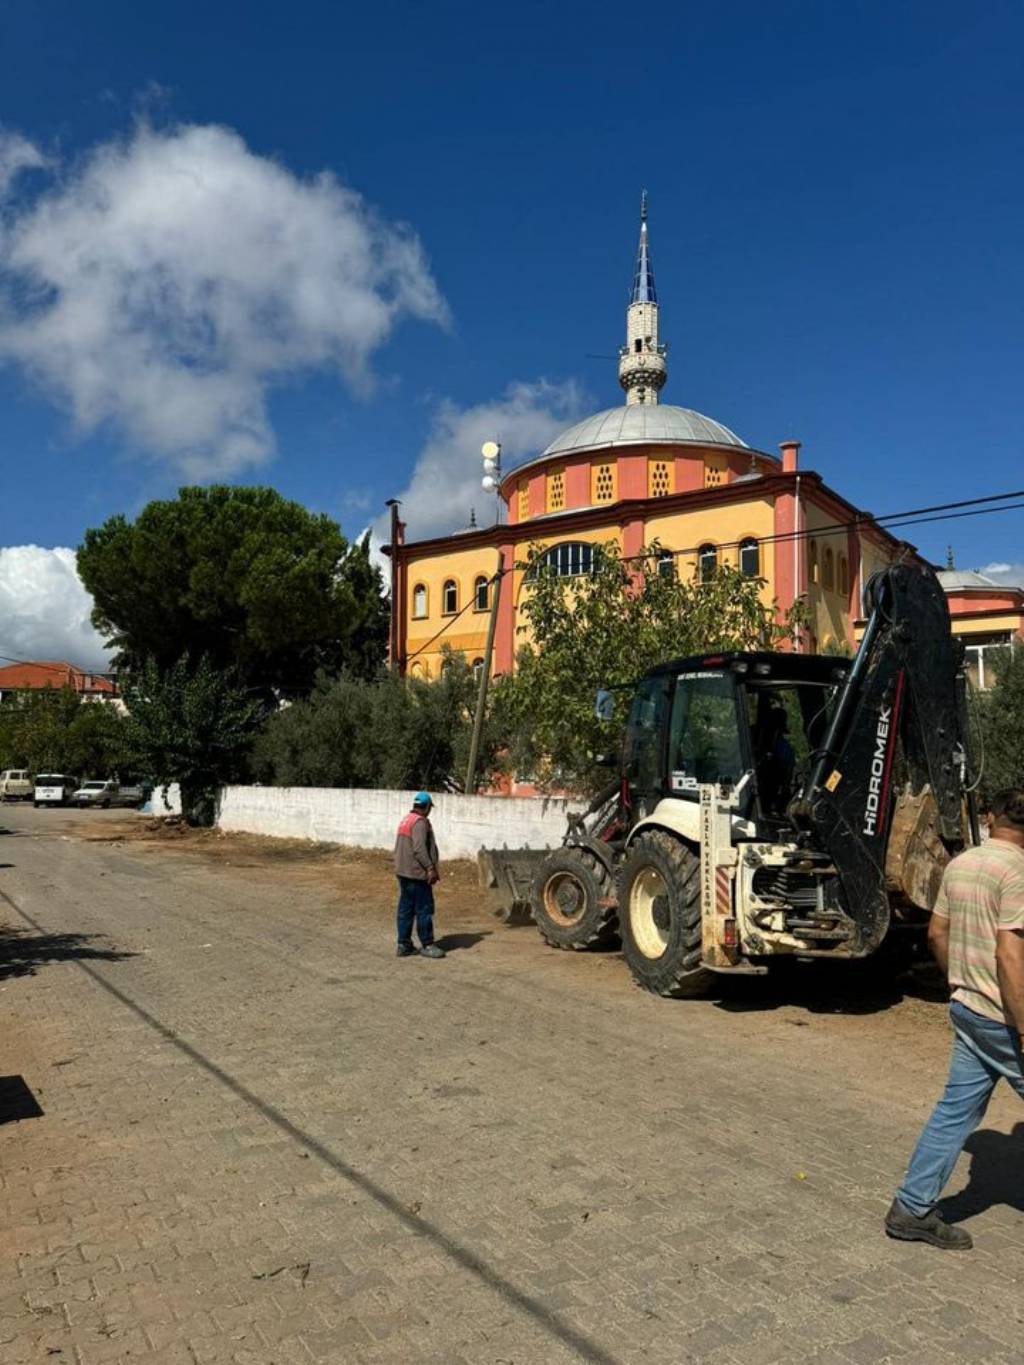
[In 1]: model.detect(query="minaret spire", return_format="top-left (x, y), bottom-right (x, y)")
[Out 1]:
top-left (619, 190), bottom-right (667, 405)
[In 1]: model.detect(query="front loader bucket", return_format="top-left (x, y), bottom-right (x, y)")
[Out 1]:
top-left (885, 784), bottom-right (952, 913)
top-left (478, 847), bottom-right (549, 925)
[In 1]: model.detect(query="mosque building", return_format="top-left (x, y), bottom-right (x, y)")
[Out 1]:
top-left (384, 199), bottom-right (1018, 685)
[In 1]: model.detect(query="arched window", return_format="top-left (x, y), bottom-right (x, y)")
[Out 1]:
top-left (442, 579), bottom-right (458, 615)
top-left (838, 555), bottom-right (850, 597)
top-left (409, 660), bottom-right (424, 679)
top-left (739, 537), bottom-right (760, 577)
top-left (808, 540), bottom-right (819, 586)
top-left (472, 657), bottom-right (485, 680)
top-left (656, 549), bottom-right (676, 580)
top-left (474, 575), bottom-right (489, 611)
top-left (698, 544), bottom-right (717, 584)
top-left (823, 547), bottom-right (835, 592)
top-left (412, 584), bottom-right (427, 618)
top-left (535, 541), bottom-right (599, 578)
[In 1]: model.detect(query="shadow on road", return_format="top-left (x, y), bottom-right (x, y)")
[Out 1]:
top-left (435, 931), bottom-right (490, 952)
top-left (0, 923), bottom-right (136, 982)
top-left (941, 1123), bottom-right (1024, 1222)
top-left (711, 956), bottom-right (948, 1017)
top-left (0, 1074), bottom-right (44, 1124)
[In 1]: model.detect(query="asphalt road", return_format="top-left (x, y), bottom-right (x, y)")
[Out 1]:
top-left (2, 804), bottom-right (1023, 1365)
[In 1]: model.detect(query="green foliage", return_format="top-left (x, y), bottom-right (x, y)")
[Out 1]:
top-left (123, 656), bottom-right (264, 825)
top-left (494, 541), bottom-right (807, 792)
top-left (976, 646), bottom-right (1024, 806)
top-left (252, 650), bottom-right (494, 792)
top-left (78, 486), bottom-right (388, 697)
top-left (0, 689), bottom-right (130, 778)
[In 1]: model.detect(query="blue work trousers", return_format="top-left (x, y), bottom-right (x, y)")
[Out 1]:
top-left (396, 876), bottom-right (435, 949)
top-left (896, 1000), bottom-right (1024, 1216)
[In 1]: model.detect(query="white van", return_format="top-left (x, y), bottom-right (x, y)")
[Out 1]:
top-left (34, 774), bottom-right (79, 808)
top-left (0, 769), bottom-right (33, 801)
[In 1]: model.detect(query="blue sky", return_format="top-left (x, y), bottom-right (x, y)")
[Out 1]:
top-left (1, 0), bottom-right (1022, 662)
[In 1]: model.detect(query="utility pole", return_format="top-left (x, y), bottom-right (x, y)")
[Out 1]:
top-left (385, 499), bottom-right (402, 673)
top-left (464, 555), bottom-right (503, 794)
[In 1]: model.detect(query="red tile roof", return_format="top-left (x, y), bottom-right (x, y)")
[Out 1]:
top-left (0, 661), bottom-right (118, 694)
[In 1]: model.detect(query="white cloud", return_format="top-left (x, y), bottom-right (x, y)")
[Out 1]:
top-left (0, 122), bottom-right (447, 477)
top-left (0, 129), bottom-right (47, 197)
top-left (0, 546), bottom-right (110, 671)
top-left (376, 379), bottom-right (587, 547)
top-left (980, 561), bottom-right (1024, 587)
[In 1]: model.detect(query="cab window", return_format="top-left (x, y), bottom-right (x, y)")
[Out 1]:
top-left (669, 673), bottom-right (744, 794)
top-left (622, 675), bottom-right (671, 800)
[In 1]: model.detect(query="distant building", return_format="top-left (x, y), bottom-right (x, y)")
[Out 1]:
top-left (939, 560), bottom-right (1024, 689)
top-left (0, 660), bottom-right (120, 706)
top-left (385, 196), bottom-right (919, 677)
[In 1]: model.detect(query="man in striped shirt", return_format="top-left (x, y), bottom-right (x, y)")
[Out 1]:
top-left (886, 788), bottom-right (1024, 1250)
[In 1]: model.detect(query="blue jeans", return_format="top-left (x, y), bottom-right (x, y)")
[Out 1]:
top-left (896, 1000), bottom-right (1024, 1216)
top-left (397, 876), bottom-right (435, 948)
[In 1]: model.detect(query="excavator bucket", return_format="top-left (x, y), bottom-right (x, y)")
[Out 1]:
top-left (477, 846), bottom-right (548, 925)
top-left (885, 785), bottom-right (953, 913)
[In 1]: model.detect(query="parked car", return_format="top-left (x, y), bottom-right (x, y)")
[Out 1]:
top-left (0, 769), bottom-right (33, 801)
top-left (71, 779), bottom-right (151, 810)
top-left (72, 780), bottom-right (118, 809)
top-left (34, 774), bottom-right (80, 808)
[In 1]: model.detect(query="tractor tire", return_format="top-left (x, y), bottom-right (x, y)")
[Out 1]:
top-left (617, 830), bottom-right (714, 997)
top-left (530, 847), bottom-right (619, 951)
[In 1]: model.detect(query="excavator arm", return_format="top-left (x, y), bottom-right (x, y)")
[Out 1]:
top-left (789, 561), bottom-right (977, 954)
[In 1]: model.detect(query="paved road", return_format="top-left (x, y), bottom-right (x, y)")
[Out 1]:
top-left (2, 806), bottom-right (1023, 1365)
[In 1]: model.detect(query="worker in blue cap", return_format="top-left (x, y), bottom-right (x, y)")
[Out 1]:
top-left (393, 791), bottom-right (445, 958)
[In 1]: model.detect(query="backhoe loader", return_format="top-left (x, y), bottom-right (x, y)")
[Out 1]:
top-left (478, 561), bottom-right (979, 996)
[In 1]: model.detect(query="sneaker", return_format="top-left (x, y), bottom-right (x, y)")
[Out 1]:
top-left (396, 943), bottom-right (417, 958)
top-left (419, 944), bottom-right (446, 959)
top-left (884, 1199), bottom-right (972, 1250)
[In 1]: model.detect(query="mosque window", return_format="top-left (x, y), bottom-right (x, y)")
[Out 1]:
top-left (648, 459), bottom-right (673, 498)
top-left (592, 462), bottom-right (616, 503)
top-left (634, 338), bottom-right (642, 353)
top-left (657, 549), bottom-right (676, 580)
top-left (823, 547), bottom-right (835, 592)
top-left (698, 544), bottom-right (718, 583)
top-left (535, 541), bottom-right (599, 578)
top-left (704, 458), bottom-right (725, 488)
top-left (546, 469), bottom-right (565, 513)
top-left (442, 579), bottom-right (458, 615)
top-left (838, 555), bottom-right (850, 597)
top-left (739, 538), bottom-right (760, 577)
top-left (518, 482), bottom-right (530, 521)
top-left (473, 657), bottom-right (485, 679)
top-left (412, 583), bottom-right (427, 618)
top-left (808, 540), bottom-right (820, 586)
top-left (409, 661), bottom-right (424, 679)
top-left (474, 575), bottom-right (489, 611)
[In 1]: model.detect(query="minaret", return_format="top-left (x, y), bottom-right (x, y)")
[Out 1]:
top-left (618, 191), bottom-right (667, 405)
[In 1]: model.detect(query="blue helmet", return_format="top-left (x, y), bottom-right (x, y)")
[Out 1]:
top-left (413, 791), bottom-right (433, 808)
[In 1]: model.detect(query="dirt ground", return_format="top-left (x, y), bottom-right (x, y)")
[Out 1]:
top-left (76, 816), bottom-right (493, 926)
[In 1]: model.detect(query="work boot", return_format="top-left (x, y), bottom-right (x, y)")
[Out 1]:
top-left (884, 1199), bottom-right (972, 1250)
top-left (396, 943), bottom-right (417, 958)
top-left (419, 944), bottom-right (446, 959)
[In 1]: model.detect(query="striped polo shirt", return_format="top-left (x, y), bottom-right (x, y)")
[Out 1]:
top-left (932, 839), bottom-right (1024, 1023)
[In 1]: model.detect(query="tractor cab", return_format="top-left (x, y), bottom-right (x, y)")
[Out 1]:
top-left (620, 651), bottom-right (851, 835)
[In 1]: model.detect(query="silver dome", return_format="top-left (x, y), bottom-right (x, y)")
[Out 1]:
top-left (542, 404), bottom-right (747, 458)
top-left (937, 569), bottom-right (999, 591)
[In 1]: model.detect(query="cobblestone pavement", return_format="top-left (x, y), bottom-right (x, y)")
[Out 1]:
top-left (2, 806), bottom-right (1024, 1365)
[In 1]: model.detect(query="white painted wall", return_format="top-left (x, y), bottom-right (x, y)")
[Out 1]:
top-left (215, 786), bottom-right (585, 860)
top-left (142, 783), bottom-right (181, 815)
